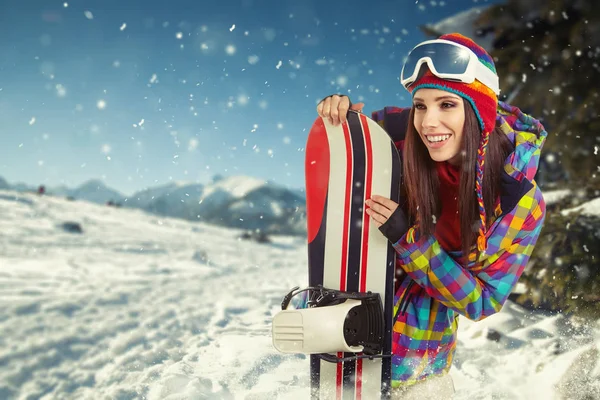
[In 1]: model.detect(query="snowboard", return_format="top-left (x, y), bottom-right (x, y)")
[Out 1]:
top-left (305, 110), bottom-right (402, 399)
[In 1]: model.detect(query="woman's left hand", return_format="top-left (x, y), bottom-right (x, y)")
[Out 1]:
top-left (365, 195), bottom-right (399, 228)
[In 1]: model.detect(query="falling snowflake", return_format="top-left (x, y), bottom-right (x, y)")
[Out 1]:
top-left (225, 44), bottom-right (236, 55)
top-left (237, 94), bottom-right (249, 106)
top-left (188, 138), bottom-right (199, 151)
top-left (56, 84), bottom-right (66, 97)
top-left (336, 75), bottom-right (348, 87)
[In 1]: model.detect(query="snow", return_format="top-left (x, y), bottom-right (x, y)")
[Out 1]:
top-left (423, 7), bottom-right (495, 51)
top-left (543, 189), bottom-right (572, 206)
top-left (1, 189), bottom-right (600, 399)
top-left (201, 175), bottom-right (266, 199)
top-left (562, 197), bottom-right (600, 217)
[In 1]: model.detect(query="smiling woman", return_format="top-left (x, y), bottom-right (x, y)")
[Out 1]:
top-left (403, 86), bottom-right (515, 258)
top-left (316, 32), bottom-right (548, 398)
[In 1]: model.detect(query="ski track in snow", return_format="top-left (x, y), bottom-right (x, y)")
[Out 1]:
top-left (0, 190), bottom-right (599, 400)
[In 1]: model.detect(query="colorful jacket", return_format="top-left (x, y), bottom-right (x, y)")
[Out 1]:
top-left (371, 101), bottom-right (547, 387)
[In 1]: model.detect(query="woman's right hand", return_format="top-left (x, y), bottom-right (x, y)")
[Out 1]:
top-left (316, 95), bottom-right (365, 126)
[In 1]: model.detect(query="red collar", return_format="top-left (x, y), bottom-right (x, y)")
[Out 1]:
top-left (436, 162), bottom-right (460, 186)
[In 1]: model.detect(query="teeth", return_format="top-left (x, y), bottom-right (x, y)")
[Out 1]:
top-left (427, 134), bottom-right (451, 143)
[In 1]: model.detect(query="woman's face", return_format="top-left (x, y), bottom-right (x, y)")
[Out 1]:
top-left (412, 88), bottom-right (466, 165)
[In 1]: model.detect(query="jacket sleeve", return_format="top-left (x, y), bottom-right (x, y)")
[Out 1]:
top-left (393, 183), bottom-right (546, 321)
top-left (371, 106), bottom-right (411, 145)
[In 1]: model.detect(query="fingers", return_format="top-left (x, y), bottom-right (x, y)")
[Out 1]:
top-left (323, 98), bottom-right (333, 125)
top-left (365, 208), bottom-right (385, 228)
top-left (365, 200), bottom-right (391, 220)
top-left (365, 196), bottom-right (400, 228)
top-left (316, 95), bottom-right (354, 126)
top-left (370, 195), bottom-right (399, 212)
top-left (316, 100), bottom-right (325, 119)
top-left (336, 96), bottom-right (350, 125)
top-left (329, 96), bottom-right (342, 125)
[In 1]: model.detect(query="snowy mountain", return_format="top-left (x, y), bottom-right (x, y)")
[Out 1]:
top-left (1, 188), bottom-right (599, 399)
top-left (0, 177), bottom-right (125, 204)
top-left (122, 181), bottom-right (197, 209)
top-left (125, 175), bottom-right (306, 236)
top-left (421, 6), bottom-right (495, 51)
top-left (8, 181), bottom-right (37, 193)
top-left (69, 179), bottom-right (125, 205)
top-left (0, 175), bottom-right (307, 235)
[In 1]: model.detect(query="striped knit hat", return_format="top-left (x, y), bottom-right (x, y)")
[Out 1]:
top-left (405, 33), bottom-right (498, 252)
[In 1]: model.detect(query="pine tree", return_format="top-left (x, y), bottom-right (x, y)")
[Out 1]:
top-left (475, 0), bottom-right (600, 183)
top-left (516, 180), bottom-right (600, 318)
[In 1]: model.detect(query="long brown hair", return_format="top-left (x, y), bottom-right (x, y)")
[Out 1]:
top-left (403, 102), bottom-right (514, 260)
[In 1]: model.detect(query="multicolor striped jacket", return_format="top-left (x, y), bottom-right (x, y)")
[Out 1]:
top-left (371, 101), bottom-right (547, 387)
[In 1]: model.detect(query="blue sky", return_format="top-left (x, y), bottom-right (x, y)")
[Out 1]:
top-left (0, 0), bottom-right (498, 196)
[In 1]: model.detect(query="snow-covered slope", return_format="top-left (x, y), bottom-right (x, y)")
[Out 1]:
top-left (1, 189), bottom-right (600, 399)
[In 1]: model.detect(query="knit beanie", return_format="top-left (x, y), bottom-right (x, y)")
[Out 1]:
top-left (405, 33), bottom-right (498, 253)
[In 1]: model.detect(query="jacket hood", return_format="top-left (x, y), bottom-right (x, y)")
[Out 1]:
top-left (497, 101), bottom-right (548, 183)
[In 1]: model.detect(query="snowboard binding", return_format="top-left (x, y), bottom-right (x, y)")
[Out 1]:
top-left (272, 285), bottom-right (389, 363)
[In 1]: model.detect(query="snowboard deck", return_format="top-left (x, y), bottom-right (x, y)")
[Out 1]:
top-left (305, 110), bottom-right (402, 399)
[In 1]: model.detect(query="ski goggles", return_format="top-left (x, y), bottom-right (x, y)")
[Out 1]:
top-left (400, 39), bottom-right (500, 95)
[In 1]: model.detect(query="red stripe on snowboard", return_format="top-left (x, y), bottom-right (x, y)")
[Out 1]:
top-left (306, 118), bottom-right (330, 244)
top-left (359, 113), bottom-right (374, 293)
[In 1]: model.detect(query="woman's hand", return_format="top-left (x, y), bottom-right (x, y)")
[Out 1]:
top-left (316, 95), bottom-right (365, 126)
top-left (365, 195), bottom-right (399, 228)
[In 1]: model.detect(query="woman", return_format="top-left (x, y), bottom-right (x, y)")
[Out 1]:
top-left (317, 33), bottom-right (547, 398)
